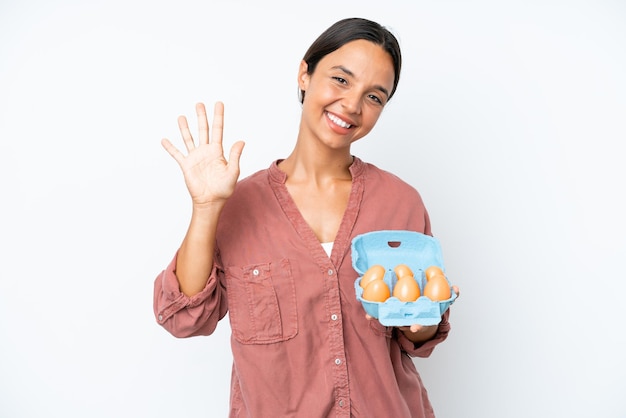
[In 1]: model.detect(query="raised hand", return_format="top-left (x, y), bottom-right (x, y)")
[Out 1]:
top-left (161, 102), bottom-right (245, 208)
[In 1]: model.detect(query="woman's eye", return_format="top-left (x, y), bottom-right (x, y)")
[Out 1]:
top-left (368, 94), bottom-right (383, 105)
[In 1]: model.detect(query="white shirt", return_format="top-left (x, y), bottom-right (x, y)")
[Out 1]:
top-left (321, 241), bottom-right (334, 257)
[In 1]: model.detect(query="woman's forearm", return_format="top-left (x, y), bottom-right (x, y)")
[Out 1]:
top-left (175, 203), bottom-right (224, 296)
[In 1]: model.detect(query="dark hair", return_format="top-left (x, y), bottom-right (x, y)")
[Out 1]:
top-left (299, 17), bottom-right (402, 104)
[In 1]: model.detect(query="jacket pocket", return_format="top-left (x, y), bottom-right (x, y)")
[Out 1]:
top-left (226, 259), bottom-right (298, 344)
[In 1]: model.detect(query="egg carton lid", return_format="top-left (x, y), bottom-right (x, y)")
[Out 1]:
top-left (351, 230), bottom-right (445, 275)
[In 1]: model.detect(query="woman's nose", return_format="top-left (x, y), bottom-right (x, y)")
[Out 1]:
top-left (341, 91), bottom-right (362, 114)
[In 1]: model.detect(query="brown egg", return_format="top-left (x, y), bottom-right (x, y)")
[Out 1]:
top-left (424, 265), bottom-right (445, 281)
top-left (394, 264), bottom-right (414, 280)
top-left (423, 273), bottom-right (451, 301)
top-left (392, 276), bottom-right (421, 302)
top-left (362, 279), bottom-right (390, 302)
top-left (359, 264), bottom-right (386, 289)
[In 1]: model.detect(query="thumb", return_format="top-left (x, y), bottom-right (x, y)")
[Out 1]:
top-left (227, 140), bottom-right (245, 173)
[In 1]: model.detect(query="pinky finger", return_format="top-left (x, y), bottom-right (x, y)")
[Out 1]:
top-left (161, 138), bottom-right (186, 165)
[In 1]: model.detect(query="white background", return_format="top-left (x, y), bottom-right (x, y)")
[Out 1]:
top-left (1, 0), bottom-right (625, 417)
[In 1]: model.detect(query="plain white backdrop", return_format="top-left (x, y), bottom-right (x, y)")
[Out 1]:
top-left (1, 0), bottom-right (625, 417)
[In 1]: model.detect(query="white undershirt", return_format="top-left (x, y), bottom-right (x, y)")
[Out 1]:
top-left (321, 242), bottom-right (334, 257)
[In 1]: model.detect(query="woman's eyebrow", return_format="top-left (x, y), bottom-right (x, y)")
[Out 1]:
top-left (331, 65), bottom-right (390, 98)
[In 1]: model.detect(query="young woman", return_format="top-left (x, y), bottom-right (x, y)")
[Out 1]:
top-left (154, 17), bottom-right (458, 418)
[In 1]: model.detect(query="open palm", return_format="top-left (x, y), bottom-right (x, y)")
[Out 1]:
top-left (161, 102), bottom-right (245, 207)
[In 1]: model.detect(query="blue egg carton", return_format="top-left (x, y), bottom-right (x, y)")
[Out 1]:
top-left (351, 230), bottom-right (456, 326)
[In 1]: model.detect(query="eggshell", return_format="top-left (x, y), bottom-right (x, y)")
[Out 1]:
top-left (423, 273), bottom-right (452, 301)
top-left (359, 264), bottom-right (386, 289)
top-left (392, 276), bottom-right (421, 302)
top-left (393, 264), bottom-right (414, 280)
top-left (362, 279), bottom-right (390, 302)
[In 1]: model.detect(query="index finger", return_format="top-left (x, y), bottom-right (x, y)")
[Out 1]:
top-left (211, 101), bottom-right (224, 145)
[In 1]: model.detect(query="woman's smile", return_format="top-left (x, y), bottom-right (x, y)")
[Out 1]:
top-left (326, 111), bottom-right (354, 133)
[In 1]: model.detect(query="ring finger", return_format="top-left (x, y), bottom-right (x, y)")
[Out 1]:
top-left (177, 114), bottom-right (195, 153)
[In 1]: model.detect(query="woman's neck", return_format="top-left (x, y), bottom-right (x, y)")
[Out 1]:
top-left (278, 142), bottom-right (353, 186)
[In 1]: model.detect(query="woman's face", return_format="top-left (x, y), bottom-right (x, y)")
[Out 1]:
top-left (298, 39), bottom-right (396, 150)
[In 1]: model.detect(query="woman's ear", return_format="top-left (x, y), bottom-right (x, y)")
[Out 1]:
top-left (297, 60), bottom-right (310, 91)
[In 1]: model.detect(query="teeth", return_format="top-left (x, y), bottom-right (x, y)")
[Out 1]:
top-left (327, 112), bottom-right (352, 128)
